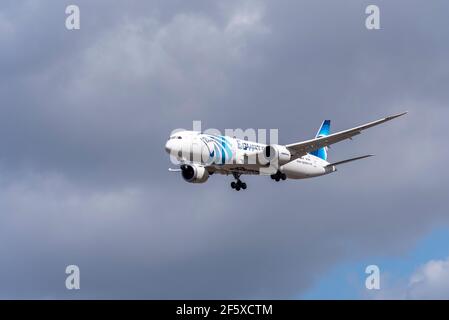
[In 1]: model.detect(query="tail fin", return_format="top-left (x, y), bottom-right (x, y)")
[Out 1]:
top-left (310, 120), bottom-right (331, 160)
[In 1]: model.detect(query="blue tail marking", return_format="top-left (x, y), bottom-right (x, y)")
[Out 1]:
top-left (310, 120), bottom-right (330, 160)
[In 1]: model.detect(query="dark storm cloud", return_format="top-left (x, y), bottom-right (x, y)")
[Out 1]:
top-left (0, 0), bottom-right (448, 298)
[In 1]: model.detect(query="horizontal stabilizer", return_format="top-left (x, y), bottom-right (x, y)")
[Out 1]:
top-left (168, 168), bottom-right (181, 172)
top-left (327, 154), bottom-right (373, 167)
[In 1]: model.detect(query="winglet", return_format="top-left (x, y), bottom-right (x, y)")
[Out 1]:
top-left (386, 111), bottom-right (408, 120)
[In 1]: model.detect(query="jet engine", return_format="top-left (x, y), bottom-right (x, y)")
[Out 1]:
top-left (180, 164), bottom-right (210, 183)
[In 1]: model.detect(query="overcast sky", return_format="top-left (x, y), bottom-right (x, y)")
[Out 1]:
top-left (0, 0), bottom-right (448, 299)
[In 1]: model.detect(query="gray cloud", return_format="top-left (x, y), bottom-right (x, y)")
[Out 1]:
top-left (0, 0), bottom-right (448, 298)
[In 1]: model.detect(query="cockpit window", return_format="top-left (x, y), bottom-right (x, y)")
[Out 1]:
top-left (177, 136), bottom-right (182, 139)
top-left (169, 135), bottom-right (183, 140)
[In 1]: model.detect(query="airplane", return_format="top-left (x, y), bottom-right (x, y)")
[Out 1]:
top-left (165, 112), bottom-right (407, 191)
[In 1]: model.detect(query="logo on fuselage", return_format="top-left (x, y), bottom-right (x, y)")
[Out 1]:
top-left (201, 135), bottom-right (233, 164)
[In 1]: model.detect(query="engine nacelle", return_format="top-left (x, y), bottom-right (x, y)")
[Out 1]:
top-left (180, 164), bottom-right (210, 183)
top-left (260, 144), bottom-right (291, 166)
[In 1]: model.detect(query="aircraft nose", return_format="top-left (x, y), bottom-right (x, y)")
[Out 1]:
top-left (165, 140), bottom-right (172, 153)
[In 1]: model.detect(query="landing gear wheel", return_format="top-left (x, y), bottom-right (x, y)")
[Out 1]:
top-left (231, 173), bottom-right (247, 191)
top-left (271, 171), bottom-right (285, 182)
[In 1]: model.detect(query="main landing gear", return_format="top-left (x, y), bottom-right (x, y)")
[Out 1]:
top-left (231, 173), bottom-right (247, 191)
top-left (270, 171), bottom-right (287, 182)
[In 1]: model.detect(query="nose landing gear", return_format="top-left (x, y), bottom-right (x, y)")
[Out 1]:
top-left (231, 173), bottom-right (247, 191)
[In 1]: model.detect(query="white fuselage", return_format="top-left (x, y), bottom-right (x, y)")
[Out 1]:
top-left (165, 131), bottom-right (335, 179)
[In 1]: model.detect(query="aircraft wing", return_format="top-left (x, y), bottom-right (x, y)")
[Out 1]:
top-left (285, 112), bottom-right (407, 160)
